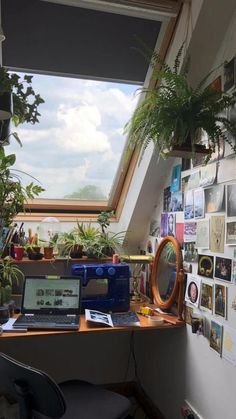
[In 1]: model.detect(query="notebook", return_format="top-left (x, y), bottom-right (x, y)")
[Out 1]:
top-left (13, 276), bottom-right (81, 330)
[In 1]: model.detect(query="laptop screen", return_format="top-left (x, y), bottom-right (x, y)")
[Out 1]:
top-left (22, 277), bottom-right (81, 314)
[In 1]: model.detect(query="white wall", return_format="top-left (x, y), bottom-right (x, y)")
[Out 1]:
top-left (119, 1), bottom-right (236, 418)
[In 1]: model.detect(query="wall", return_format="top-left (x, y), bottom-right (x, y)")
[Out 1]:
top-left (122, 1), bottom-right (236, 418)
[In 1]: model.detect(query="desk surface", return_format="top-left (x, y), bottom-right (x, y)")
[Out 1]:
top-left (0, 304), bottom-right (185, 339)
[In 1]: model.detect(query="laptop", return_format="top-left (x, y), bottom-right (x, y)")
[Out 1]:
top-left (13, 276), bottom-right (81, 330)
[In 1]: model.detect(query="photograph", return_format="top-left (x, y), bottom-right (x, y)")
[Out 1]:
top-left (226, 221), bottom-right (236, 245)
top-left (195, 219), bottom-right (209, 249)
top-left (170, 191), bottom-right (183, 212)
top-left (208, 137), bottom-right (225, 162)
top-left (210, 320), bottom-right (223, 356)
top-left (181, 175), bottom-right (190, 192)
top-left (184, 190), bottom-right (194, 219)
top-left (149, 219), bottom-right (160, 237)
top-left (167, 213), bottom-right (176, 236)
top-left (163, 186), bottom-right (171, 212)
top-left (232, 260), bottom-right (236, 284)
top-left (175, 223), bottom-right (184, 248)
top-left (200, 163), bottom-right (217, 187)
top-left (184, 305), bottom-right (193, 325)
top-left (170, 164), bottom-right (181, 193)
top-left (214, 257), bottom-right (232, 282)
top-left (226, 184), bottom-right (236, 217)
top-left (187, 170), bottom-right (200, 190)
top-left (185, 274), bottom-right (201, 307)
top-left (194, 188), bottom-right (205, 219)
top-left (160, 213), bottom-right (168, 237)
top-left (204, 184), bottom-right (225, 213)
top-left (209, 215), bottom-right (225, 253)
top-left (200, 281), bottom-right (213, 312)
top-left (214, 283), bottom-right (227, 318)
top-left (184, 221), bottom-right (197, 242)
top-left (197, 254), bottom-right (214, 278)
top-left (184, 242), bottom-right (198, 263)
top-left (224, 56), bottom-right (235, 91)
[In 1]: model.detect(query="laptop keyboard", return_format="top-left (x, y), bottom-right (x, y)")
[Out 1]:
top-left (15, 315), bottom-right (79, 324)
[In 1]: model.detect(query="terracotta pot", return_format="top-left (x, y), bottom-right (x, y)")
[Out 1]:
top-left (44, 246), bottom-right (54, 259)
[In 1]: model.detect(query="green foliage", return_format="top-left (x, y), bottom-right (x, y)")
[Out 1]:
top-left (125, 45), bottom-right (236, 160)
top-left (0, 146), bottom-right (45, 229)
top-left (97, 211), bottom-right (114, 234)
top-left (64, 185), bottom-right (107, 200)
top-left (0, 258), bottom-right (25, 305)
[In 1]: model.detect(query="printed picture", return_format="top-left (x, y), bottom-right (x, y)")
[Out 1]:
top-left (184, 305), bottom-right (193, 325)
top-left (197, 254), bottom-right (214, 278)
top-left (226, 221), bottom-right (236, 246)
top-left (160, 213), bottom-right (168, 237)
top-left (214, 283), bottom-right (227, 318)
top-left (181, 175), bottom-right (190, 192)
top-left (170, 164), bottom-right (181, 193)
top-left (200, 281), bottom-right (213, 312)
top-left (184, 242), bottom-right (198, 263)
top-left (185, 274), bottom-right (201, 307)
top-left (228, 102), bottom-right (236, 124)
top-left (222, 324), bottom-right (236, 366)
top-left (226, 184), bottom-right (236, 217)
top-left (187, 171), bottom-right (200, 190)
top-left (232, 260), bottom-right (236, 284)
top-left (214, 257), bottom-right (232, 282)
top-left (209, 215), bottom-right (225, 253)
top-left (184, 221), bottom-right (197, 242)
top-left (204, 184), bottom-right (225, 213)
top-left (175, 223), bottom-right (184, 248)
top-left (184, 190), bottom-right (194, 219)
top-left (170, 191), bottom-right (183, 212)
top-left (210, 320), bottom-right (223, 355)
top-left (149, 219), bottom-right (160, 237)
top-left (200, 163), bottom-right (217, 187)
top-left (194, 188), bottom-right (205, 219)
top-left (167, 213), bottom-right (176, 236)
top-left (208, 137), bottom-right (225, 162)
top-left (163, 186), bottom-right (171, 212)
top-left (224, 56), bottom-right (235, 91)
top-left (195, 219), bottom-right (209, 249)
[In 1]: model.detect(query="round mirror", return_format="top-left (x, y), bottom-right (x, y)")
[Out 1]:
top-left (151, 236), bottom-right (184, 318)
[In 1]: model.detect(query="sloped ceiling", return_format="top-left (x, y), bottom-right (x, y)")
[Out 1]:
top-left (1, 0), bottom-right (167, 83)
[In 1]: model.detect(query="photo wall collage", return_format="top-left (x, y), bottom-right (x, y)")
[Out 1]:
top-left (159, 156), bottom-right (236, 363)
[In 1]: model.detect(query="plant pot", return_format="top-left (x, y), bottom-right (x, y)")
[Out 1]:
top-left (26, 246), bottom-right (43, 260)
top-left (168, 142), bottom-right (210, 158)
top-left (14, 245), bottom-right (25, 261)
top-left (70, 245), bottom-right (83, 258)
top-left (43, 246), bottom-right (54, 259)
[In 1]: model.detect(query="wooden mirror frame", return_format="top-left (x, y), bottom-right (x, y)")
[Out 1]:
top-left (151, 236), bottom-right (184, 319)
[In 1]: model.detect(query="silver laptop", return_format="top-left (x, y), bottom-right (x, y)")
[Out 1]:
top-left (13, 276), bottom-right (81, 330)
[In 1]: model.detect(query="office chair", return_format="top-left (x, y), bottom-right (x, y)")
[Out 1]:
top-left (0, 352), bottom-right (132, 419)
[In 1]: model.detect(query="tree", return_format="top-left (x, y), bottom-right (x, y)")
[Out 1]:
top-left (64, 185), bottom-right (107, 200)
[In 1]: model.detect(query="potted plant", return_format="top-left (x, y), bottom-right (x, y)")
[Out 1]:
top-left (75, 222), bottom-right (101, 258)
top-left (60, 231), bottom-right (83, 259)
top-left (0, 68), bottom-right (45, 250)
top-left (96, 211), bottom-right (126, 257)
top-left (0, 258), bottom-right (25, 306)
top-left (24, 243), bottom-right (43, 260)
top-left (125, 44), bottom-right (236, 161)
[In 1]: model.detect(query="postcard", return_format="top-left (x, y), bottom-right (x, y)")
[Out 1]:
top-left (214, 283), bottom-right (227, 318)
top-left (200, 163), bottom-right (217, 187)
top-left (181, 175), bottom-right (190, 192)
top-left (170, 164), bottom-right (181, 193)
top-left (160, 213), bottom-right (168, 237)
top-left (226, 184), bottom-right (236, 217)
top-left (200, 281), bottom-right (213, 313)
top-left (194, 188), bottom-right (205, 219)
top-left (163, 186), bottom-right (171, 212)
top-left (167, 213), bottom-right (176, 236)
top-left (170, 191), bottom-right (183, 212)
top-left (232, 260), bottom-right (236, 284)
top-left (209, 215), bottom-right (225, 253)
top-left (214, 257), bottom-right (232, 282)
top-left (184, 221), bottom-right (197, 242)
top-left (149, 219), bottom-right (160, 237)
top-left (185, 274), bottom-right (201, 307)
top-left (187, 170), bottom-right (200, 190)
top-left (197, 254), bottom-right (214, 278)
top-left (208, 137), bottom-right (225, 162)
top-left (184, 190), bottom-right (194, 219)
top-left (184, 242), bottom-right (198, 263)
top-left (175, 223), bottom-right (184, 248)
top-left (224, 57), bottom-right (235, 92)
top-left (195, 219), bottom-right (209, 249)
top-left (226, 221), bottom-right (236, 246)
top-left (184, 305), bottom-right (193, 325)
top-left (222, 324), bottom-right (236, 366)
top-left (204, 184), bottom-right (225, 213)
top-left (210, 320), bottom-right (223, 356)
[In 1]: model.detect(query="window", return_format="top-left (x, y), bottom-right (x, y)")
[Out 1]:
top-left (8, 72), bottom-right (139, 218)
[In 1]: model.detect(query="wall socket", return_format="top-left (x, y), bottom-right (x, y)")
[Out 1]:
top-left (181, 400), bottom-right (203, 419)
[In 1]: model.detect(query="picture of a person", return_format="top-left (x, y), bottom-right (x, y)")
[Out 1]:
top-left (168, 213), bottom-right (175, 236)
top-left (188, 281), bottom-right (198, 303)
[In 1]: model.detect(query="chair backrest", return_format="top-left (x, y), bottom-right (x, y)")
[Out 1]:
top-left (0, 352), bottom-right (66, 419)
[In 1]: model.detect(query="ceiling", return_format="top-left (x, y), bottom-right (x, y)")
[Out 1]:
top-left (1, 0), bottom-right (180, 83)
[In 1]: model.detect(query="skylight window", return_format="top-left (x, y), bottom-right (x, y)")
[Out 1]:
top-left (8, 73), bottom-right (139, 201)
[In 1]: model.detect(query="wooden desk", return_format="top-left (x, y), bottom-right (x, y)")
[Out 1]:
top-left (0, 304), bottom-right (184, 339)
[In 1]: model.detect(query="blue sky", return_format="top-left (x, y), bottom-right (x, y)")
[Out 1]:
top-left (8, 73), bottom-right (139, 199)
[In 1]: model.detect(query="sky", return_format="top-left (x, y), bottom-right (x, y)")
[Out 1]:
top-left (7, 73), bottom-right (140, 200)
